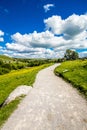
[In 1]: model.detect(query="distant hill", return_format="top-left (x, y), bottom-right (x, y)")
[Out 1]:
top-left (0, 55), bottom-right (13, 60)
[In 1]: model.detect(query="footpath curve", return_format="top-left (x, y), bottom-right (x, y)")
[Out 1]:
top-left (1, 64), bottom-right (87, 130)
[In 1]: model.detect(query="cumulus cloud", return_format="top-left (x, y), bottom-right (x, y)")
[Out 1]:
top-left (0, 37), bottom-right (4, 42)
top-left (8, 31), bottom-right (65, 49)
top-left (44, 14), bottom-right (87, 37)
top-left (5, 31), bottom-right (63, 58)
top-left (43, 4), bottom-right (54, 12)
top-left (79, 51), bottom-right (87, 58)
top-left (0, 30), bottom-right (4, 36)
top-left (63, 14), bottom-right (87, 39)
top-left (6, 31), bottom-right (61, 58)
top-left (0, 30), bottom-right (4, 42)
top-left (4, 14), bottom-right (87, 58)
top-left (44, 15), bottom-right (64, 34)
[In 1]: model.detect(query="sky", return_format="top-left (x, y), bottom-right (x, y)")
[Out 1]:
top-left (0, 0), bottom-right (87, 58)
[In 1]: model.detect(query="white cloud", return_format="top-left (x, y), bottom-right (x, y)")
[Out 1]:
top-left (63, 14), bottom-right (87, 39)
top-left (44, 14), bottom-right (87, 37)
top-left (44, 15), bottom-right (64, 34)
top-left (0, 30), bottom-right (4, 42)
top-left (43, 4), bottom-right (54, 12)
top-left (79, 51), bottom-right (87, 58)
top-left (0, 46), bottom-right (3, 49)
top-left (0, 37), bottom-right (4, 42)
top-left (3, 14), bottom-right (87, 58)
top-left (5, 47), bottom-right (56, 59)
top-left (6, 31), bottom-right (60, 58)
top-left (9, 31), bottom-right (63, 49)
top-left (0, 30), bottom-right (4, 36)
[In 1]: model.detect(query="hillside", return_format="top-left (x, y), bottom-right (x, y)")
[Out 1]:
top-left (0, 55), bottom-right (13, 61)
top-left (55, 59), bottom-right (87, 98)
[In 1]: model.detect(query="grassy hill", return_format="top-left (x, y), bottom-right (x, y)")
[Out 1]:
top-left (0, 63), bottom-right (52, 127)
top-left (54, 59), bottom-right (87, 98)
top-left (0, 55), bottom-right (13, 60)
top-left (0, 55), bottom-right (55, 127)
top-left (0, 55), bottom-right (56, 75)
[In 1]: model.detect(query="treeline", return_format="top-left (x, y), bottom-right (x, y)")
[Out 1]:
top-left (0, 58), bottom-right (57, 75)
top-left (0, 49), bottom-right (83, 75)
top-left (0, 60), bottom-right (25, 75)
top-left (18, 59), bottom-right (57, 67)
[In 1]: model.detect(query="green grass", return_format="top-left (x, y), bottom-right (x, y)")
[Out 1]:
top-left (0, 63), bottom-right (52, 127)
top-left (0, 55), bottom-right (12, 60)
top-left (0, 96), bottom-right (24, 127)
top-left (0, 63), bottom-right (52, 106)
top-left (54, 60), bottom-right (87, 98)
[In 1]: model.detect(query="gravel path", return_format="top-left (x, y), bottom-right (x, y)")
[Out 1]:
top-left (1, 64), bottom-right (87, 130)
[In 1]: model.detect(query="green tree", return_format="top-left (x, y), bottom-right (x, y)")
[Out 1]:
top-left (64, 49), bottom-right (79, 60)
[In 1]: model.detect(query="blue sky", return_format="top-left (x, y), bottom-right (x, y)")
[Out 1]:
top-left (0, 0), bottom-right (87, 58)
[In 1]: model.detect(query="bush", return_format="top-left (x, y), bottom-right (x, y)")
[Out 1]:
top-left (2, 63), bottom-right (12, 70)
top-left (0, 60), bottom-right (3, 66)
top-left (0, 68), bottom-right (10, 75)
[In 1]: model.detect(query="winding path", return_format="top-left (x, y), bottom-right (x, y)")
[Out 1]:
top-left (1, 64), bottom-right (87, 130)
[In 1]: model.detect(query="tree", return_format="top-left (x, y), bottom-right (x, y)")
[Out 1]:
top-left (64, 49), bottom-right (79, 60)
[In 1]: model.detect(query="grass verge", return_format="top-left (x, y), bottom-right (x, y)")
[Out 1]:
top-left (0, 96), bottom-right (24, 127)
top-left (54, 60), bottom-right (87, 98)
top-left (0, 63), bottom-right (52, 106)
top-left (0, 63), bottom-right (52, 127)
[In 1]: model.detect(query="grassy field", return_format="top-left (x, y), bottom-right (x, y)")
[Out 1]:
top-left (0, 63), bottom-right (52, 127)
top-left (0, 55), bottom-right (13, 60)
top-left (0, 64), bottom-right (52, 106)
top-left (54, 59), bottom-right (87, 98)
top-left (0, 55), bottom-right (57, 75)
top-left (0, 96), bottom-right (24, 127)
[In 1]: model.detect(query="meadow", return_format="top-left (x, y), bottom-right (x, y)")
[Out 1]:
top-left (0, 55), bottom-right (57, 75)
top-left (0, 63), bottom-right (52, 127)
top-left (54, 59), bottom-right (87, 98)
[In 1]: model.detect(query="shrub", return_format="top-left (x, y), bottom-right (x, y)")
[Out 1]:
top-left (0, 68), bottom-right (10, 75)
